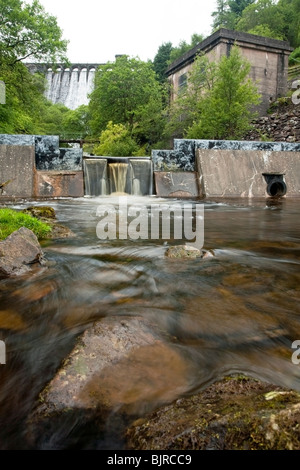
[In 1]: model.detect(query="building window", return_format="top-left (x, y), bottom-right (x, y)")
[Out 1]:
top-left (178, 73), bottom-right (187, 94)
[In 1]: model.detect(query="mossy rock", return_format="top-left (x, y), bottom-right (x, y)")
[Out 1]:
top-left (23, 206), bottom-right (56, 220)
top-left (125, 374), bottom-right (300, 450)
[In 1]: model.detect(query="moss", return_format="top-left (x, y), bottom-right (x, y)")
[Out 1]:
top-left (0, 208), bottom-right (52, 240)
top-left (22, 206), bottom-right (56, 220)
top-left (125, 374), bottom-right (300, 450)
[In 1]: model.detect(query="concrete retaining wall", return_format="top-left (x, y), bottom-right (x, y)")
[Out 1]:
top-left (0, 145), bottom-right (35, 198)
top-left (35, 171), bottom-right (84, 198)
top-left (196, 149), bottom-right (300, 198)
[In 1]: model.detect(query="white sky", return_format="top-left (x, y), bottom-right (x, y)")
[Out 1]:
top-left (36, 0), bottom-right (218, 63)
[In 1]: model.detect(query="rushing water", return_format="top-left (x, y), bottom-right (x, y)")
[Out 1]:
top-left (0, 196), bottom-right (299, 449)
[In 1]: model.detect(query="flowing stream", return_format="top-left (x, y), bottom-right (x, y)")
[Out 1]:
top-left (0, 196), bottom-right (299, 449)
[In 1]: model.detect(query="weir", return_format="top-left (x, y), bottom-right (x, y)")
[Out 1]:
top-left (83, 157), bottom-right (153, 196)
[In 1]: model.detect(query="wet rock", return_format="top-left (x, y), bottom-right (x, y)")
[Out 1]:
top-left (0, 310), bottom-right (27, 330)
top-left (26, 316), bottom-right (190, 449)
top-left (0, 227), bottom-right (44, 277)
top-left (22, 206), bottom-right (56, 220)
top-left (45, 223), bottom-right (75, 239)
top-left (125, 375), bottom-right (300, 450)
top-left (165, 245), bottom-right (202, 259)
top-left (22, 206), bottom-right (75, 239)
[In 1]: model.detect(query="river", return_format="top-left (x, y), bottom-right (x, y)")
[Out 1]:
top-left (0, 195), bottom-right (299, 449)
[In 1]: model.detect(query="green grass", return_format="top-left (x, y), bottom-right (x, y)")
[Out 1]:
top-left (0, 208), bottom-right (52, 241)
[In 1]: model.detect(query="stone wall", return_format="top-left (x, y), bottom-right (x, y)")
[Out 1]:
top-left (0, 134), bottom-right (84, 198)
top-left (245, 101), bottom-right (300, 142)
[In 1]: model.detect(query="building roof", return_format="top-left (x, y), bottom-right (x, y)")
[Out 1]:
top-left (166, 28), bottom-right (293, 76)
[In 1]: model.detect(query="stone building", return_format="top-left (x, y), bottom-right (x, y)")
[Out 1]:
top-left (166, 28), bottom-right (293, 116)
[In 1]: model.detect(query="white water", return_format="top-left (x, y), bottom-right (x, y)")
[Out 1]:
top-left (45, 68), bottom-right (96, 110)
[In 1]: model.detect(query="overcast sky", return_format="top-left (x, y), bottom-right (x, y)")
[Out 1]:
top-left (37, 0), bottom-right (217, 64)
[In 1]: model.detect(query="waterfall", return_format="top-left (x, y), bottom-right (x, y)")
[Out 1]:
top-left (109, 163), bottom-right (129, 194)
top-left (83, 159), bottom-right (107, 196)
top-left (45, 67), bottom-right (96, 110)
top-left (83, 157), bottom-right (153, 196)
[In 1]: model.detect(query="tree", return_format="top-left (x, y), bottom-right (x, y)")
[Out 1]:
top-left (211, 0), bottom-right (255, 30)
top-left (0, 0), bottom-right (68, 65)
top-left (235, 0), bottom-right (300, 47)
top-left (0, 0), bottom-right (69, 134)
top-left (166, 47), bottom-right (261, 141)
top-left (88, 55), bottom-right (166, 147)
top-left (153, 42), bottom-right (173, 84)
top-left (94, 122), bottom-right (139, 157)
top-left (168, 34), bottom-right (204, 64)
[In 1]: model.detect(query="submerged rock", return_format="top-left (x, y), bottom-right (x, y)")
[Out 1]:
top-left (0, 227), bottom-right (44, 277)
top-left (165, 245), bottom-right (202, 259)
top-left (26, 316), bottom-right (190, 449)
top-left (165, 245), bottom-right (215, 260)
top-left (125, 374), bottom-right (300, 450)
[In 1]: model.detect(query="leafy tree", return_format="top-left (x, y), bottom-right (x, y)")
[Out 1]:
top-left (0, 0), bottom-right (69, 134)
top-left (236, 0), bottom-right (286, 39)
top-left (168, 34), bottom-right (204, 64)
top-left (153, 42), bottom-right (173, 84)
top-left (62, 105), bottom-right (91, 139)
top-left (94, 122), bottom-right (139, 157)
top-left (166, 47), bottom-right (261, 140)
top-left (0, 0), bottom-right (68, 65)
top-left (235, 0), bottom-right (300, 47)
top-left (277, 0), bottom-right (300, 48)
top-left (211, 0), bottom-right (255, 30)
top-left (88, 55), bottom-right (165, 146)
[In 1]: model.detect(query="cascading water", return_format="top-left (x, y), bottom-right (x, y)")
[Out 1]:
top-left (83, 157), bottom-right (153, 196)
top-left (83, 159), bottom-right (107, 196)
top-left (109, 163), bottom-right (129, 194)
top-left (45, 68), bottom-right (96, 110)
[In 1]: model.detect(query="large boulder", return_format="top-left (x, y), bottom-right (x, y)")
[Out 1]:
top-left (125, 375), bottom-right (300, 450)
top-left (0, 227), bottom-right (44, 277)
top-left (26, 315), bottom-right (190, 449)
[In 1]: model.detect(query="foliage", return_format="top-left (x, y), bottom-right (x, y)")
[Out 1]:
top-left (93, 122), bottom-right (139, 157)
top-left (153, 42), bottom-right (173, 84)
top-left (0, 63), bottom-right (49, 134)
top-left (211, 0), bottom-right (255, 30)
top-left (212, 0), bottom-right (300, 48)
top-left (236, 0), bottom-right (300, 48)
top-left (0, 0), bottom-right (69, 134)
top-left (0, 0), bottom-right (68, 65)
top-left (88, 55), bottom-right (166, 147)
top-left (289, 46), bottom-right (300, 65)
top-left (0, 208), bottom-right (51, 240)
top-left (166, 47), bottom-right (261, 141)
top-left (168, 34), bottom-right (204, 64)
